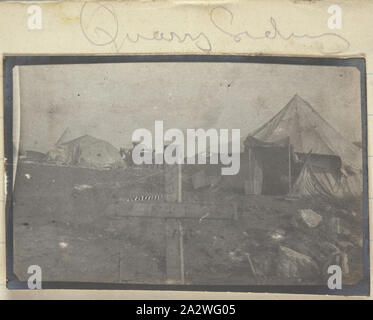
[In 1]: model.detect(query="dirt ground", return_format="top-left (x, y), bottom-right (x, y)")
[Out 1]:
top-left (11, 161), bottom-right (365, 286)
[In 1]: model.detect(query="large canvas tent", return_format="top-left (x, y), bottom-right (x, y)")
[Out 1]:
top-left (47, 134), bottom-right (123, 169)
top-left (244, 95), bottom-right (362, 197)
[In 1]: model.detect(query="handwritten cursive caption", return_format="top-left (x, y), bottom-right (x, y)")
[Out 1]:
top-left (80, 3), bottom-right (350, 54)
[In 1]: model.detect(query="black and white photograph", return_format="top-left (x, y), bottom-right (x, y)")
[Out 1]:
top-left (5, 56), bottom-right (369, 294)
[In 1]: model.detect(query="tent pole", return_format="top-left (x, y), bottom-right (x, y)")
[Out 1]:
top-left (178, 162), bottom-right (182, 203)
top-left (177, 161), bottom-right (185, 284)
top-left (288, 139), bottom-right (292, 193)
top-left (248, 148), bottom-right (251, 194)
top-left (178, 221), bottom-right (185, 284)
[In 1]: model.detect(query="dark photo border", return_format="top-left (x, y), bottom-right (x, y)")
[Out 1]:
top-left (3, 55), bottom-right (370, 295)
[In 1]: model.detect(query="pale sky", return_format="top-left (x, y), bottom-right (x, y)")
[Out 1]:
top-left (16, 62), bottom-right (362, 153)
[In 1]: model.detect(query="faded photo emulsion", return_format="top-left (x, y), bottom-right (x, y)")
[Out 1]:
top-left (7, 58), bottom-right (367, 293)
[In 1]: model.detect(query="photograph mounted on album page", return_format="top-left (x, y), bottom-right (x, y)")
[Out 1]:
top-left (0, 0), bottom-right (371, 298)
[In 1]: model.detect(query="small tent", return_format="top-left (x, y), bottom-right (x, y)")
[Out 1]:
top-left (290, 160), bottom-right (346, 199)
top-left (245, 94), bottom-right (362, 197)
top-left (47, 134), bottom-right (123, 169)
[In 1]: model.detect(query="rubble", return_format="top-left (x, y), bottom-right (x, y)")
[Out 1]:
top-left (329, 216), bottom-right (342, 234)
top-left (277, 246), bottom-right (320, 281)
top-left (73, 184), bottom-right (93, 191)
top-left (299, 209), bottom-right (322, 228)
top-left (192, 170), bottom-right (209, 189)
top-left (269, 229), bottom-right (286, 241)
